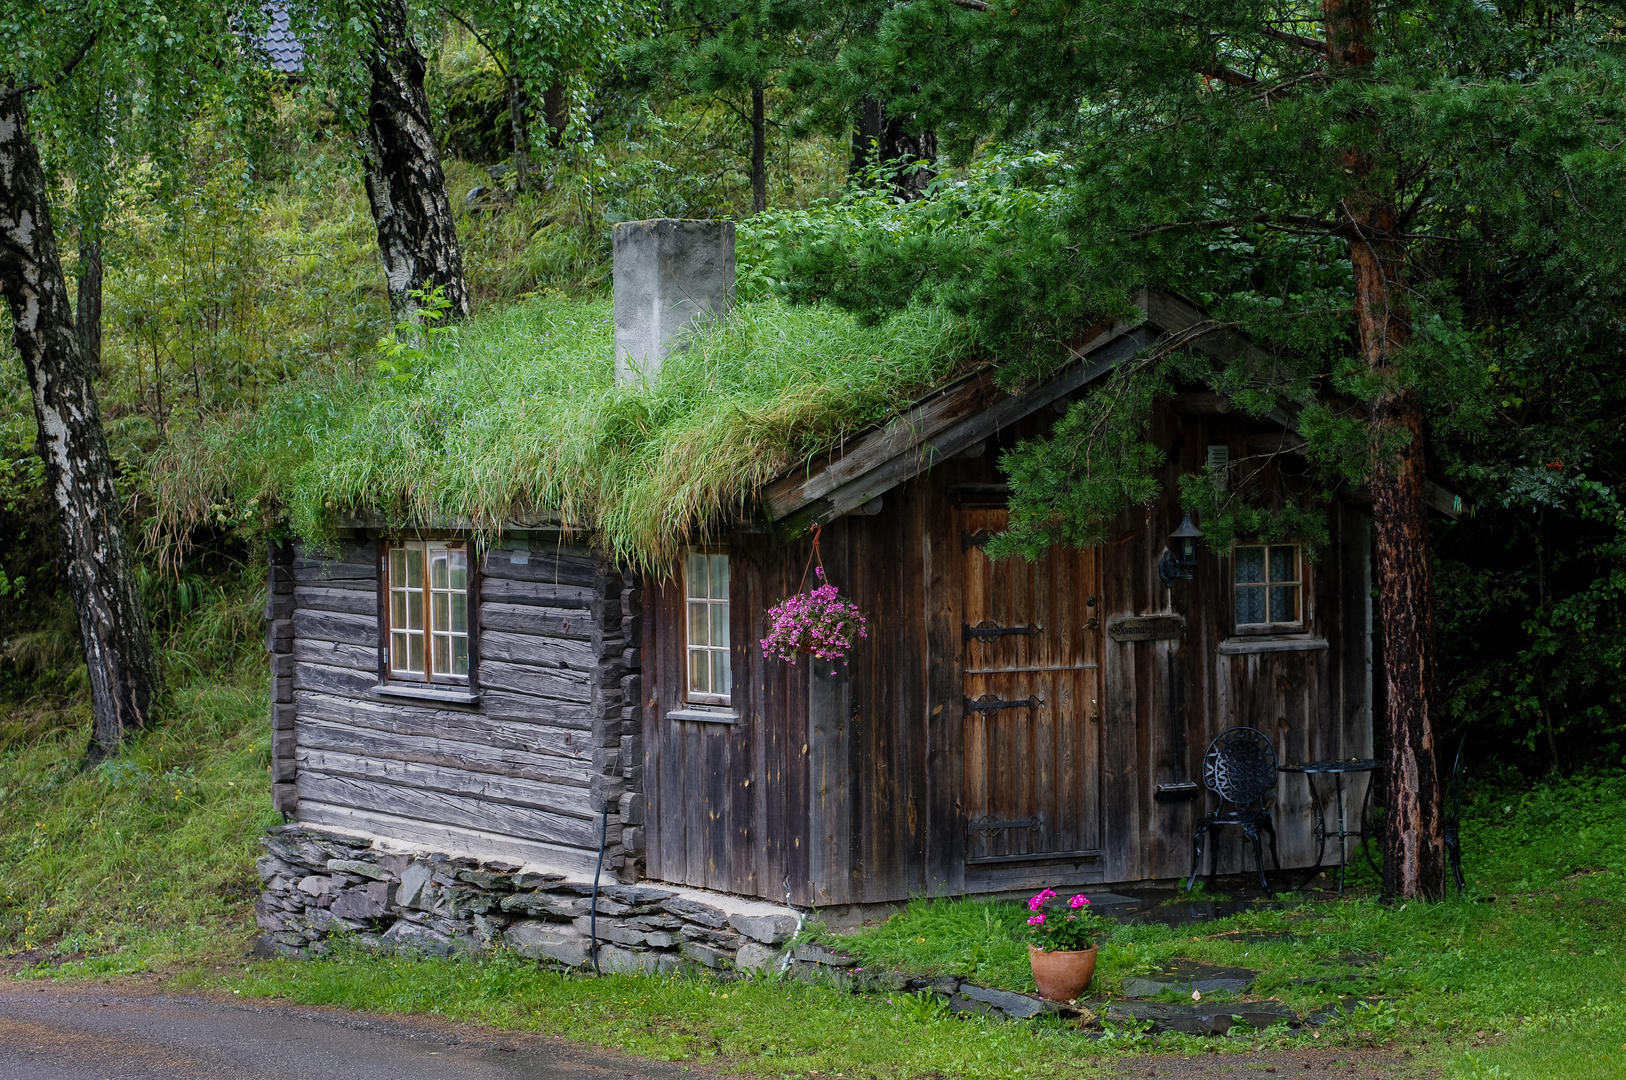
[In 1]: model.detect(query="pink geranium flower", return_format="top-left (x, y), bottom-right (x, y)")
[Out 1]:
top-left (1069, 894), bottom-right (1090, 908)
top-left (1027, 914), bottom-right (1045, 925)
top-left (760, 568), bottom-right (869, 664)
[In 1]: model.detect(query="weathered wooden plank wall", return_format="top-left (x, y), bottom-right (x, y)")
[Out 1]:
top-left (635, 400), bottom-right (1372, 902)
top-left (281, 534), bottom-right (640, 877)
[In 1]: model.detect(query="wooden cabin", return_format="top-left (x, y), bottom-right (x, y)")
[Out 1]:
top-left (265, 223), bottom-right (1436, 909)
top-left (638, 290), bottom-right (1378, 906)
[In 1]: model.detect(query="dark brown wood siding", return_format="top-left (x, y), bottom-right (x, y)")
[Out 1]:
top-left (642, 399), bottom-right (1373, 902)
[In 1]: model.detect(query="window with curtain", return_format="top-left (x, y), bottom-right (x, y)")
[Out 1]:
top-left (1234, 544), bottom-right (1303, 631)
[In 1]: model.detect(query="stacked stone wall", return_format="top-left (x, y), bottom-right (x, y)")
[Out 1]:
top-left (253, 825), bottom-right (797, 974)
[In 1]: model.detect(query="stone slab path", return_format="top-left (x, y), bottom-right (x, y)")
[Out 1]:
top-left (0, 981), bottom-right (703, 1080)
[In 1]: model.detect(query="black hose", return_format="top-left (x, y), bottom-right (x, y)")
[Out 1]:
top-left (589, 799), bottom-right (611, 975)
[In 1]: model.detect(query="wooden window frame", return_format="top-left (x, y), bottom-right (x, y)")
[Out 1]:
top-left (682, 547), bottom-right (732, 707)
top-left (1230, 542), bottom-right (1307, 636)
top-left (376, 538), bottom-right (479, 689)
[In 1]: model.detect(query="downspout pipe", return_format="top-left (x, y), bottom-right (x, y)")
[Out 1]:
top-left (589, 800), bottom-right (611, 975)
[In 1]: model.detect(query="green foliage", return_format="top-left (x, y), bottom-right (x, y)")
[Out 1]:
top-left (0, 574), bottom-right (277, 961)
top-left (1176, 476), bottom-right (1331, 554)
top-left (820, 896), bottom-right (1035, 990)
top-left (989, 357), bottom-right (1168, 560)
top-left (374, 283), bottom-right (458, 385)
top-left (151, 294), bottom-right (978, 570)
top-left (826, 770), bottom-right (1626, 1078)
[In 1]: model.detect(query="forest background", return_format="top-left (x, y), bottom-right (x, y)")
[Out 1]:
top-left (0, 0), bottom-right (1624, 851)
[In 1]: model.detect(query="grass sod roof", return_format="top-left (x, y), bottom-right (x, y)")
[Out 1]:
top-left (153, 295), bottom-right (981, 571)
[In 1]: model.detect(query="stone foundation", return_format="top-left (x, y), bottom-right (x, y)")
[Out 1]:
top-left (253, 825), bottom-right (798, 973)
top-left (252, 825), bottom-right (1314, 1034)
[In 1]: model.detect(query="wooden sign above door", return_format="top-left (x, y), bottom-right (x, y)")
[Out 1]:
top-left (1107, 614), bottom-right (1186, 642)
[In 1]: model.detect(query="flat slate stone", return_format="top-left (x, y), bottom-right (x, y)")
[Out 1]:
top-left (792, 943), bottom-right (857, 967)
top-left (680, 940), bottom-right (733, 969)
top-left (381, 920), bottom-right (454, 958)
top-left (735, 942), bottom-right (782, 973)
top-left (948, 993), bottom-right (998, 1018)
top-left (729, 913), bottom-right (800, 945)
top-left (958, 984), bottom-right (1049, 1019)
top-left (1106, 999), bottom-right (1297, 1034)
top-left (328, 858), bottom-right (392, 881)
top-left (329, 882), bottom-right (390, 920)
top-left (661, 897), bottom-right (730, 927)
top-left (395, 861), bottom-right (433, 909)
top-left (598, 944), bottom-right (659, 975)
top-left (1120, 960), bottom-right (1258, 998)
top-left (505, 920), bottom-right (590, 967)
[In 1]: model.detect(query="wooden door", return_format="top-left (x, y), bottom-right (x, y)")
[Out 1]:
top-left (960, 506), bottom-right (1103, 864)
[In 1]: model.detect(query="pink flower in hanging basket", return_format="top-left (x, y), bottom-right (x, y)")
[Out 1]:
top-left (760, 568), bottom-right (869, 664)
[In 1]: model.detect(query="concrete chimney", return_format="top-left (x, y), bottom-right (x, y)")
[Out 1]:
top-left (612, 219), bottom-right (736, 385)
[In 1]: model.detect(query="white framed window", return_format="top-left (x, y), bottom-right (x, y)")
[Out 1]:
top-left (684, 549), bottom-right (731, 704)
top-left (387, 541), bottom-right (470, 681)
top-left (1234, 543), bottom-right (1303, 632)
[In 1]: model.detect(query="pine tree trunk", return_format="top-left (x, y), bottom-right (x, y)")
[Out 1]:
top-left (850, 95), bottom-right (936, 201)
top-left (359, 0), bottom-right (469, 320)
top-left (1325, 0), bottom-right (1445, 899)
top-left (0, 87), bottom-right (159, 762)
top-left (507, 74), bottom-right (529, 193)
top-left (750, 84), bottom-right (766, 215)
top-left (76, 237), bottom-right (101, 376)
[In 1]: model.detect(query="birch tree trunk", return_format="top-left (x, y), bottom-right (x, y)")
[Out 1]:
top-left (1325, 0), bottom-right (1445, 899)
top-left (359, 0), bottom-right (469, 320)
top-left (0, 86), bottom-right (159, 761)
top-left (75, 237), bottom-right (101, 375)
top-left (506, 73), bottom-right (529, 193)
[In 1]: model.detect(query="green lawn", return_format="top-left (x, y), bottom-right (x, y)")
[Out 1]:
top-left (4, 620), bottom-right (1624, 1079)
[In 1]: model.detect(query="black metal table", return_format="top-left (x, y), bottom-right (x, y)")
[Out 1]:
top-left (1279, 758), bottom-right (1382, 895)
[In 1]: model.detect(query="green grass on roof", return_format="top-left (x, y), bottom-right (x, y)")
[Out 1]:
top-left (151, 295), bottom-right (979, 569)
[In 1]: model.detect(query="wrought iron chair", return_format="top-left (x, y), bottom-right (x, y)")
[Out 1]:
top-left (1186, 726), bottom-right (1284, 893)
top-left (1442, 734), bottom-right (1467, 895)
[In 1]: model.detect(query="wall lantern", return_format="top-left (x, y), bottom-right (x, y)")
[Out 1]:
top-left (1158, 512), bottom-right (1204, 587)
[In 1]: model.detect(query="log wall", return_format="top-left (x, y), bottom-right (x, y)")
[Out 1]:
top-left (272, 532), bottom-right (644, 876)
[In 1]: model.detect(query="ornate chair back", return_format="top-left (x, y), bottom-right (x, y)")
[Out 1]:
top-left (1202, 726), bottom-right (1279, 812)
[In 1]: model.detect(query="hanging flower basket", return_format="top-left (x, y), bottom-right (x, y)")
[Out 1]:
top-left (760, 526), bottom-right (869, 665)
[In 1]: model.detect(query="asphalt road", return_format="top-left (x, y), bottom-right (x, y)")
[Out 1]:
top-left (0, 980), bottom-right (702, 1080)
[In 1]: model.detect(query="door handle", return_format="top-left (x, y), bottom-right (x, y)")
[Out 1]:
top-left (1089, 698), bottom-right (1101, 723)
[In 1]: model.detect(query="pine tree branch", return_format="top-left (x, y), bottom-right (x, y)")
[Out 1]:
top-left (1259, 25), bottom-right (1327, 53)
top-left (2, 33), bottom-right (99, 101)
top-left (1128, 213), bottom-right (1339, 240)
top-left (1198, 64), bottom-right (1260, 88)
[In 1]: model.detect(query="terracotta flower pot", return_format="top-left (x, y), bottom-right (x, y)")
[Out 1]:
top-left (1028, 942), bottom-right (1098, 1002)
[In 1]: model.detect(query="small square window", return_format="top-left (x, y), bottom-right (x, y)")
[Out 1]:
top-left (1234, 544), bottom-right (1303, 631)
top-left (685, 550), bottom-right (731, 705)
top-left (386, 540), bottom-right (470, 682)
